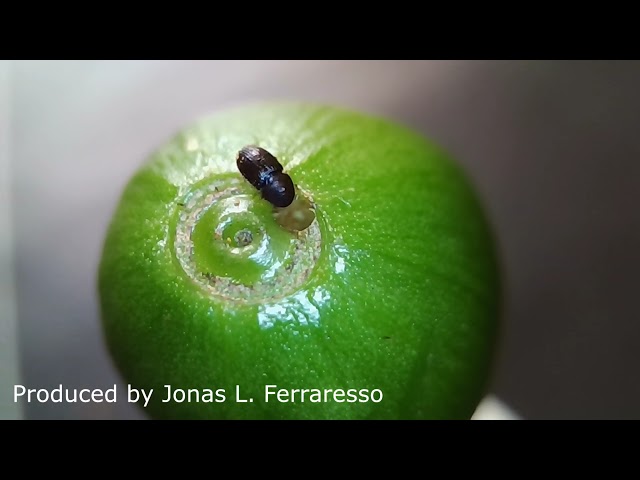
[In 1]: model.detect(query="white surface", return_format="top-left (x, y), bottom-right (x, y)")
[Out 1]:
top-left (0, 61), bottom-right (21, 419)
top-left (472, 396), bottom-right (520, 420)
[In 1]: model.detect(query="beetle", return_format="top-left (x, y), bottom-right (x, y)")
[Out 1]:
top-left (236, 145), bottom-right (295, 208)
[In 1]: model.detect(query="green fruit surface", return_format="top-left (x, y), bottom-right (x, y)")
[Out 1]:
top-left (98, 103), bottom-right (500, 419)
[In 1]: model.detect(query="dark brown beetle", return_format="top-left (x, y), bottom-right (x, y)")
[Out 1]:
top-left (236, 145), bottom-right (295, 208)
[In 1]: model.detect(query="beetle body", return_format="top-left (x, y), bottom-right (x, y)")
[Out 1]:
top-left (237, 145), bottom-right (295, 208)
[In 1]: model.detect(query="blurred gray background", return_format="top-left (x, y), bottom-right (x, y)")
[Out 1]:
top-left (3, 60), bottom-right (639, 419)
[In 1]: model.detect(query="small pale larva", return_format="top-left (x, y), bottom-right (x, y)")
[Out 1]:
top-left (273, 194), bottom-right (316, 232)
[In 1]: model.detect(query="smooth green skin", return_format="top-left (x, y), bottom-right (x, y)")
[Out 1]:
top-left (98, 103), bottom-right (500, 419)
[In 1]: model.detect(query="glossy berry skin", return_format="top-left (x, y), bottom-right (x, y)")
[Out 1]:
top-left (99, 103), bottom-right (500, 420)
top-left (237, 145), bottom-right (295, 207)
